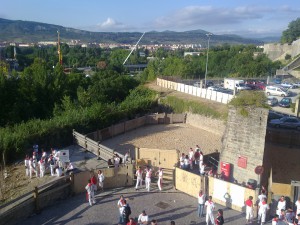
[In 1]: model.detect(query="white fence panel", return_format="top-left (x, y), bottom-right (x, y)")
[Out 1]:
top-left (211, 91), bottom-right (217, 101)
top-left (206, 89), bottom-right (212, 100)
top-left (216, 92), bottom-right (223, 103)
top-left (192, 86), bottom-right (197, 96)
top-left (184, 85), bottom-right (189, 94)
top-left (196, 87), bottom-right (201, 97)
top-left (201, 89), bottom-right (207, 98)
top-left (188, 85), bottom-right (193, 95)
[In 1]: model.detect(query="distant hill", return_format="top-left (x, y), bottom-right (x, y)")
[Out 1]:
top-left (0, 18), bottom-right (265, 45)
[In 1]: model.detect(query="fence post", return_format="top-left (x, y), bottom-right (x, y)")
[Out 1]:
top-left (33, 186), bottom-right (40, 213)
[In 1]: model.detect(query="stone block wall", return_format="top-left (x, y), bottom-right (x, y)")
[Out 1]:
top-left (220, 107), bottom-right (268, 184)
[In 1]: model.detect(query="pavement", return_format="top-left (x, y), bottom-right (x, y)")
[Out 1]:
top-left (16, 181), bottom-right (275, 225)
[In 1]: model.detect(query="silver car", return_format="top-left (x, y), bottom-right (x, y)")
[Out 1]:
top-left (267, 97), bottom-right (278, 106)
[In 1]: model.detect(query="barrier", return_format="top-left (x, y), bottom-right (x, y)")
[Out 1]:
top-left (157, 78), bottom-right (234, 104)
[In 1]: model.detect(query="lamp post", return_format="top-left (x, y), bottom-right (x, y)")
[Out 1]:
top-left (204, 33), bottom-right (212, 88)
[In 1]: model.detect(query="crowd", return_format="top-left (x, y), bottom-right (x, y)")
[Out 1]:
top-left (244, 189), bottom-right (300, 225)
top-left (24, 144), bottom-right (75, 179)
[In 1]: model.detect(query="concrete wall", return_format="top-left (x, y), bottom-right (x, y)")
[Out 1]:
top-left (175, 167), bottom-right (204, 198)
top-left (263, 39), bottom-right (300, 61)
top-left (220, 107), bottom-right (269, 184)
top-left (135, 148), bottom-right (179, 169)
top-left (185, 113), bottom-right (225, 135)
top-left (208, 176), bottom-right (258, 214)
top-left (72, 164), bottom-right (134, 194)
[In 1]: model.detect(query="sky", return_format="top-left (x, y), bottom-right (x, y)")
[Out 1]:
top-left (1, 0), bottom-right (300, 38)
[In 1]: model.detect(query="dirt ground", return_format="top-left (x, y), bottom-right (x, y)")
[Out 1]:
top-left (0, 122), bottom-right (222, 205)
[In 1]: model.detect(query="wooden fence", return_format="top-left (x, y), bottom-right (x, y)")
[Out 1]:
top-left (73, 113), bottom-right (186, 161)
top-left (0, 176), bottom-right (71, 225)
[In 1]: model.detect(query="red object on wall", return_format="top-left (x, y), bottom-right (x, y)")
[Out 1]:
top-left (238, 156), bottom-right (247, 169)
top-left (220, 162), bottom-right (231, 181)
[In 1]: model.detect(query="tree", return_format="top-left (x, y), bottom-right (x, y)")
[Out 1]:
top-left (281, 18), bottom-right (300, 44)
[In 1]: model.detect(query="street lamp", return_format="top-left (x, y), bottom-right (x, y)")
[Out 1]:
top-left (204, 33), bottom-right (212, 88)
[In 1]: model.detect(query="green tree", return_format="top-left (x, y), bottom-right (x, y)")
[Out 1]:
top-left (281, 18), bottom-right (300, 43)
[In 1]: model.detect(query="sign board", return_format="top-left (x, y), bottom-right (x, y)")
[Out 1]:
top-left (255, 166), bottom-right (264, 175)
top-left (59, 150), bottom-right (70, 163)
top-left (237, 156), bottom-right (247, 169)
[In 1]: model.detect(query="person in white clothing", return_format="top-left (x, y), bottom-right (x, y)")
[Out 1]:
top-left (200, 163), bottom-right (206, 176)
top-left (245, 196), bottom-right (254, 224)
top-left (258, 198), bottom-right (269, 225)
top-left (198, 190), bottom-right (206, 217)
top-left (199, 151), bottom-right (204, 167)
top-left (179, 153), bottom-right (185, 169)
top-left (97, 170), bottom-right (105, 191)
top-left (145, 166), bottom-right (152, 192)
top-left (48, 155), bottom-right (55, 176)
top-left (138, 210), bottom-right (149, 225)
top-left (56, 167), bottom-right (63, 177)
top-left (135, 166), bottom-right (143, 190)
top-left (114, 154), bottom-right (120, 167)
top-left (205, 196), bottom-right (215, 225)
top-left (24, 155), bottom-right (30, 177)
top-left (156, 168), bottom-right (163, 191)
top-left (296, 197), bottom-right (300, 215)
top-left (85, 179), bottom-right (96, 206)
top-left (276, 196), bottom-right (286, 216)
top-left (38, 158), bottom-right (45, 178)
top-left (29, 157), bottom-right (38, 178)
top-left (258, 190), bottom-right (267, 203)
top-left (188, 148), bottom-right (194, 169)
top-left (124, 151), bottom-right (130, 164)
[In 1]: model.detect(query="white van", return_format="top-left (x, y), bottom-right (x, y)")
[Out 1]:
top-left (265, 86), bottom-right (290, 97)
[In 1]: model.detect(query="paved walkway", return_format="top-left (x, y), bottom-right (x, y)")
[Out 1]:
top-left (17, 183), bottom-right (273, 225)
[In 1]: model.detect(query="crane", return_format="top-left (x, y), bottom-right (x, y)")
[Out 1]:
top-left (123, 32), bottom-right (145, 65)
top-left (57, 31), bottom-right (63, 65)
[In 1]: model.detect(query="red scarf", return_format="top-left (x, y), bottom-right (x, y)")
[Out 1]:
top-left (245, 199), bottom-right (252, 207)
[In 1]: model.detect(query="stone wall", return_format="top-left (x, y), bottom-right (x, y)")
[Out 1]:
top-left (220, 107), bottom-right (269, 184)
top-left (263, 39), bottom-right (300, 61)
top-left (185, 113), bottom-right (226, 136)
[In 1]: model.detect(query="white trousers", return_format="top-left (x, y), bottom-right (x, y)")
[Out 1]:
top-left (206, 212), bottom-right (215, 225)
top-left (145, 177), bottom-right (151, 191)
top-left (157, 178), bottom-right (162, 191)
top-left (50, 164), bottom-right (55, 176)
top-left (135, 178), bottom-right (143, 189)
top-left (88, 191), bottom-right (96, 206)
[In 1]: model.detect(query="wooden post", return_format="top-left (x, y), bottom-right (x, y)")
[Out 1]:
top-left (33, 186), bottom-right (40, 213)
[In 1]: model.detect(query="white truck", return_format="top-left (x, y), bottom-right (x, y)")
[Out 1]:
top-left (224, 78), bottom-right (250, 91)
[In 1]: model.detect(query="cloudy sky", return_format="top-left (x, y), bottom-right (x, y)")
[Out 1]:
top-left (1, 0), bottom-right (299, 37)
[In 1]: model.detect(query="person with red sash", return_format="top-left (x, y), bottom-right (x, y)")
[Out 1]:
top-left (85, 179), bottom-right (96, 206)
top-left (135, 166), bottom-right (143, 190)
top-left (205, 195), bottom-right (215, 225)
top-left (245, 196), bottom-right (254, 224)
top-left (277, 196), bottom-right (286, 217)
top-left (272, 214), bottom-right (279, 225)
top-left (91, 173), bottom-right (97, 192)
top-left (258, 197), bottom-right (269, 225)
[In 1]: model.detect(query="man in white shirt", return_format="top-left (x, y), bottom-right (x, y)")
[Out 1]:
top-left (205, 195), bottom-right (215, 225)
top-left (156, 168), bottom-right (163, 191)
top-left (198, 190), bottom-right (206, 217)
top-left (145, 166), bottom-right (152, 192)
top-left (135, 166), bottom-right (143, 190)
top-left (296, 197), bottom-right (300, 215)
top-left (276, 196), bottom-right (286, 216)
top-left (258, 198), bottom-right (269, 225)
top-left (138, 210), bottom-right (149, 225)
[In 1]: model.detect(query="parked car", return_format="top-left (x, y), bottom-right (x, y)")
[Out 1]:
top-left (269, 116), bottom-right (300, 130)
top-left (268, 111), bottom-right (284, 122)
top-left (293, 81), bottom-right (300, 88)
top-left (278, 97), bottom-right (292, 108)
top-left (273, 78), bottom-right (282, 84)
top-left (207, 86), bottom-right (220, 91)
top-left (267, 97), bottom-right (278, 106)
top-left (281, 82), bottom-right (296, 89)
top-left (265, 86), bottom-right (290, 97)
top-left (255, 83), bottom-right (266, 90)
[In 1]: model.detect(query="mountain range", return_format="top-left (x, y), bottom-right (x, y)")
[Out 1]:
top-left (0, 18), bottom-right (280, 45)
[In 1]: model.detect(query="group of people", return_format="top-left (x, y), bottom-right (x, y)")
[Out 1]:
top-left (244, 189), bottom-right (300, 225)
top-left (24, 145), bottom-right (74, 179)
top-left (179, 145), bottom-right (204, 171)
top-left (117, 195), bottom-right (176, 225)
top-left (85, 170), bottom-right (105, 206)
top-left (135, 166), bottom-right (163, 192)
top-left (197, 190), bottom-right (224, 225)
top-left (108, 152), bottom-right (131, 168)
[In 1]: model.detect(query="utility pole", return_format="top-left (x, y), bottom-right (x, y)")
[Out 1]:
top-left (57, 31), bottom-right (63, 65)
top-left (204, 33), bottom-right (212, 88)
